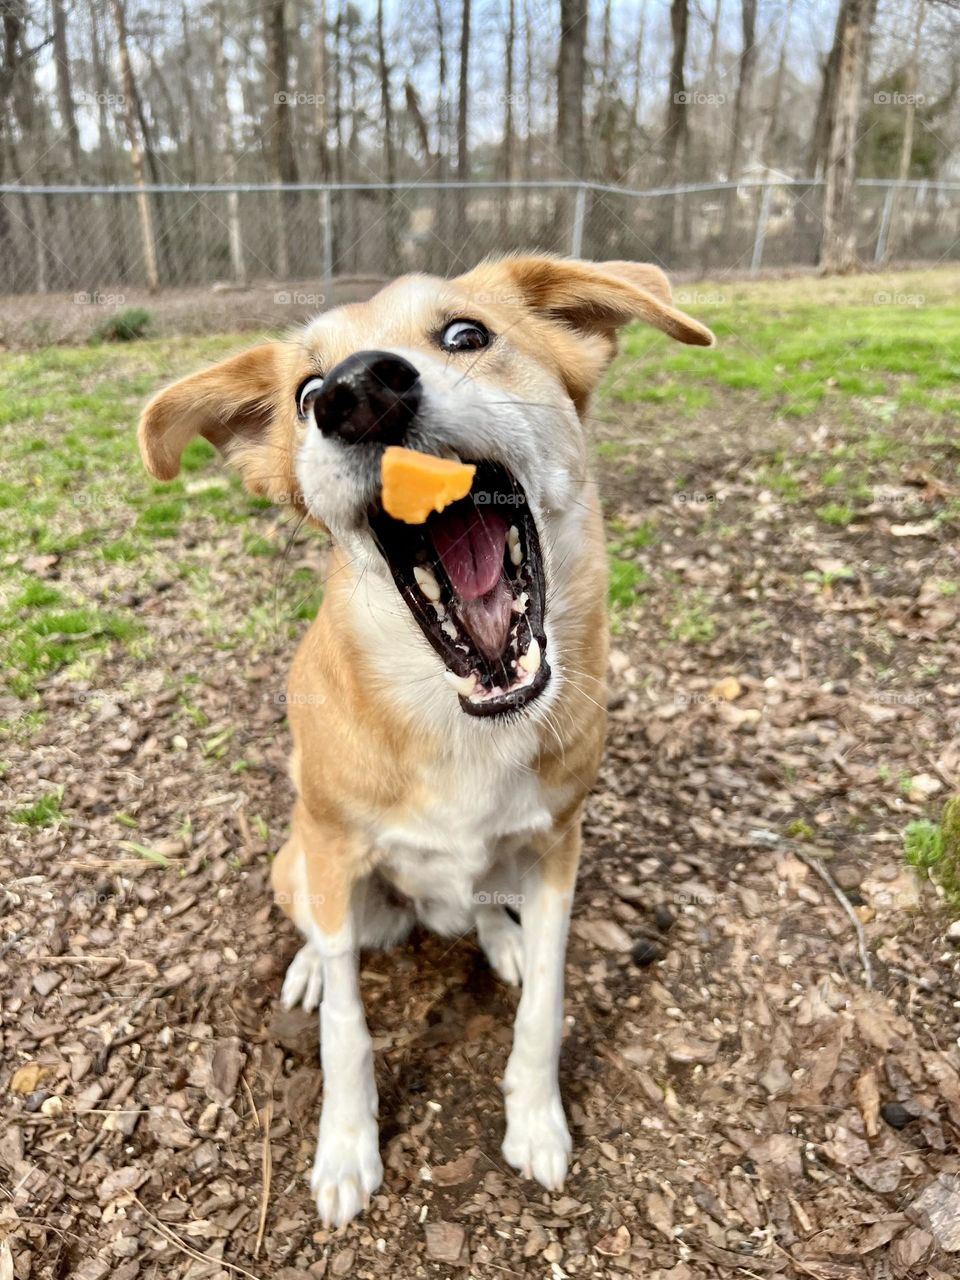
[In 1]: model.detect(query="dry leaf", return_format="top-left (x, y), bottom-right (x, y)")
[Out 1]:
top-left (646, 1191), bottom-right (674, 1240)
top-left (10, 1063), bottom-right (52, 1094)
top-left (431, 1148), bottom-right (479, 1187)
top-left (595, 1225), bottom-right (630, 1257)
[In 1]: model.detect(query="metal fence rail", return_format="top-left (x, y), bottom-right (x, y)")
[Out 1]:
top-left (1, 178), bottom-right (958, 297)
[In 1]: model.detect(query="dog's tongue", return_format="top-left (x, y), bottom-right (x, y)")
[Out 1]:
top-left (430, 504), bottom-right (512, 660)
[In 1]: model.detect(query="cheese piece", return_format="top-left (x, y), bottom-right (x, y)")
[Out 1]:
top-left (381, 446), bottom-right (476, 524)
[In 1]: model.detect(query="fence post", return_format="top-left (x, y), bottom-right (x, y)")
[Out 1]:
top-left (750, 184), bottom-right (772, 275)
top-left (321, 187), bottom-right (333, 303)
top-left (874, 184), bottom-right (895, 264)
top-left (570, 183), bottom-right (587, 258)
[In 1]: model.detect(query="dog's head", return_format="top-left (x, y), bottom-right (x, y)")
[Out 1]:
top-left (140, 255), bottom-right (713, 719)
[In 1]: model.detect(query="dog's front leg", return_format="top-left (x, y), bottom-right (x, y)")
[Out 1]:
top-left (501, 819), bottom-right (580, 1190)
top-left (287, 817), bottom-right (382, 1227)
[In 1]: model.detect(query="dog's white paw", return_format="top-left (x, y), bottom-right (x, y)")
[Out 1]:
top-left (502, 1084), bottom-right (571, 1190)
top-left (281, 943), bottom-right (323, 1011)
top-left (476, 908), bottom-right (524, 986)
top-left (310, 1115), bottom-right (383, 1227)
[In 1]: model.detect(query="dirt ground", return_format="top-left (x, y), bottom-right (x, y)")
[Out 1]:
top-left (3, 277), bottom-right (960, 1280)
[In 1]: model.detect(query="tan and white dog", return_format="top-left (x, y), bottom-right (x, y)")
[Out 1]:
top-left (138, 255), bottom-right (713, 1226)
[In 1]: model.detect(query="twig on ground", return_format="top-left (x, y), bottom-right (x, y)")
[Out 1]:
top-left (134, 1196), bottom-right (263, 1280)
top-left (794, 849), bottom-right (874, 990)
top-left (254, 1097), bottom-right (273, 1258)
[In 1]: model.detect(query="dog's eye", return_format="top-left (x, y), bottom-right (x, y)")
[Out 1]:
top-left (296, 375), bottom-right (324, 420)
top-left (439, 320), bottom-right (490, 353)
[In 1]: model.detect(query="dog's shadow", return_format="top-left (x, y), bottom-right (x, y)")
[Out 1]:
top-left (365, 928), bottom-right (605, 1155)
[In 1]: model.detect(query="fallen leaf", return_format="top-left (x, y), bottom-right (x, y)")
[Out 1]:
top-left (909, 1175), bottom-right (960, 1251)
top-left (431, 1148), bottom-right (479, 1187)
top-left (10, 1063), bottom-right (52, 1095)
top-left (595, 1224), bottom-right (630, 1257)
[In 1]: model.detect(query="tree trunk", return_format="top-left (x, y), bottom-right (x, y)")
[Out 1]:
top-left (624, 8), bottom-right (646, 181)
top-left (110, 0), bottom-right (159, 290)
top-left (659, 0), bottom-right (689, 257)
top-left (557, 0), bottom-right (587, 178)
top-left (499, 0), bottom-right (515, 241)
top-left (52, 0), bottom-right (82, 174)
top-left (722, 0), bottom-right (758, 245)
top-left (455, 0), bottom-right (471, 229)
top-left (263, 0), bottom-right (298, 278)
top-left (761, 0), bottom-right (795, 166)
top-left (214, 0), bottom-right (246, 284)
top-left (726, 0), bottom-right (757, 180)
top-left (313, 0), bottom-right (329, 180)
top-left (809, 6), bottom-right (844, 177)
top-left (376, 0), bottom-right (399, 266)
top-left (819, 0), bottom-right (876, 272)
top-left (884, 0), bottom-right (924, 260)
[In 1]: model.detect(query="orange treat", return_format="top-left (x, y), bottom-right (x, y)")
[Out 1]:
top-left (381, 446), bottom-right (476, 524)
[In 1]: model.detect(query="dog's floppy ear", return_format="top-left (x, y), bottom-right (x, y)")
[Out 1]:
top-left (139, 342), bottom-right (297, 499)
top-left (468, 254), bottom-right (714, 348)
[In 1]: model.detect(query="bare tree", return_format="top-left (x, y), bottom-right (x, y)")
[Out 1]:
top-left (662, 0), bottom-right (689, 180)
top-left (455, 0), bottom-right (471, 228)
top-left (312, 0), bottom-right (329, 180)
top-left (499, 0), bottom-right (516, 240)
top-left (557, 0), bottom-right (587, 178)
top-left (263, 0), bottom-right (298, 276)
top-left (820, 0), bottom-right (877, 271)
top-left (376, 0), bottom-right (399, 260)
top-left (726, 0), bottom-right (757, 179)
top-left (110, 0), bottom-right (159, 290)
top-left (51, 0), bottom-right (82, 173)
top-left (213, 0), bottom-right (246, 283)
top-left (761, 0), bottom-right (796, 166)
top-left (658, 0), bottom-right (690, 254)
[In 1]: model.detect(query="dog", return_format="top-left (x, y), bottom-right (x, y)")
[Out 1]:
top-left (138, 254), bottom-right (714, 1226)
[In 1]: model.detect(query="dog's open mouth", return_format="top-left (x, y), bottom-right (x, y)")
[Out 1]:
top-left (369, 461), bottom-right (550, 717)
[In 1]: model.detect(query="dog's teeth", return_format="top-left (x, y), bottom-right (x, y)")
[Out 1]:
top-left (443, 670), bottom-right (477, 697)
top-left (518, 637), bottom-right (541, 674)
top-left (507, 526), bottom-right (522, 567)
top-left (431, 601), bottom-right (447, 621)
top-left (441, 619), bottom-right (458, 640)
top-left (511, 592), bottom-right (529, 614)
top-left (414, 565), bottom-right (442, 602)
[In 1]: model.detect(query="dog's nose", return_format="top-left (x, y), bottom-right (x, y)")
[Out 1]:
top-left (312, 351), bottom-right (421, 445)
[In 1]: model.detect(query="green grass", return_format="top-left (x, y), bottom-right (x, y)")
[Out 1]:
top-left (12, 787), bottom-right (64, 828)
top-left (904, 797), bottom-right (960, 909)
top-left (608, 275), bottom-right (960, 423)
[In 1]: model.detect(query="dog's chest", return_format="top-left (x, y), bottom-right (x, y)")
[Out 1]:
top-left (375, 744), bottom-right (554, 932)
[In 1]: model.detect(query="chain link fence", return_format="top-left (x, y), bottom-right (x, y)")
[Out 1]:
top-left (1, 178), bottom-right (958, 298)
